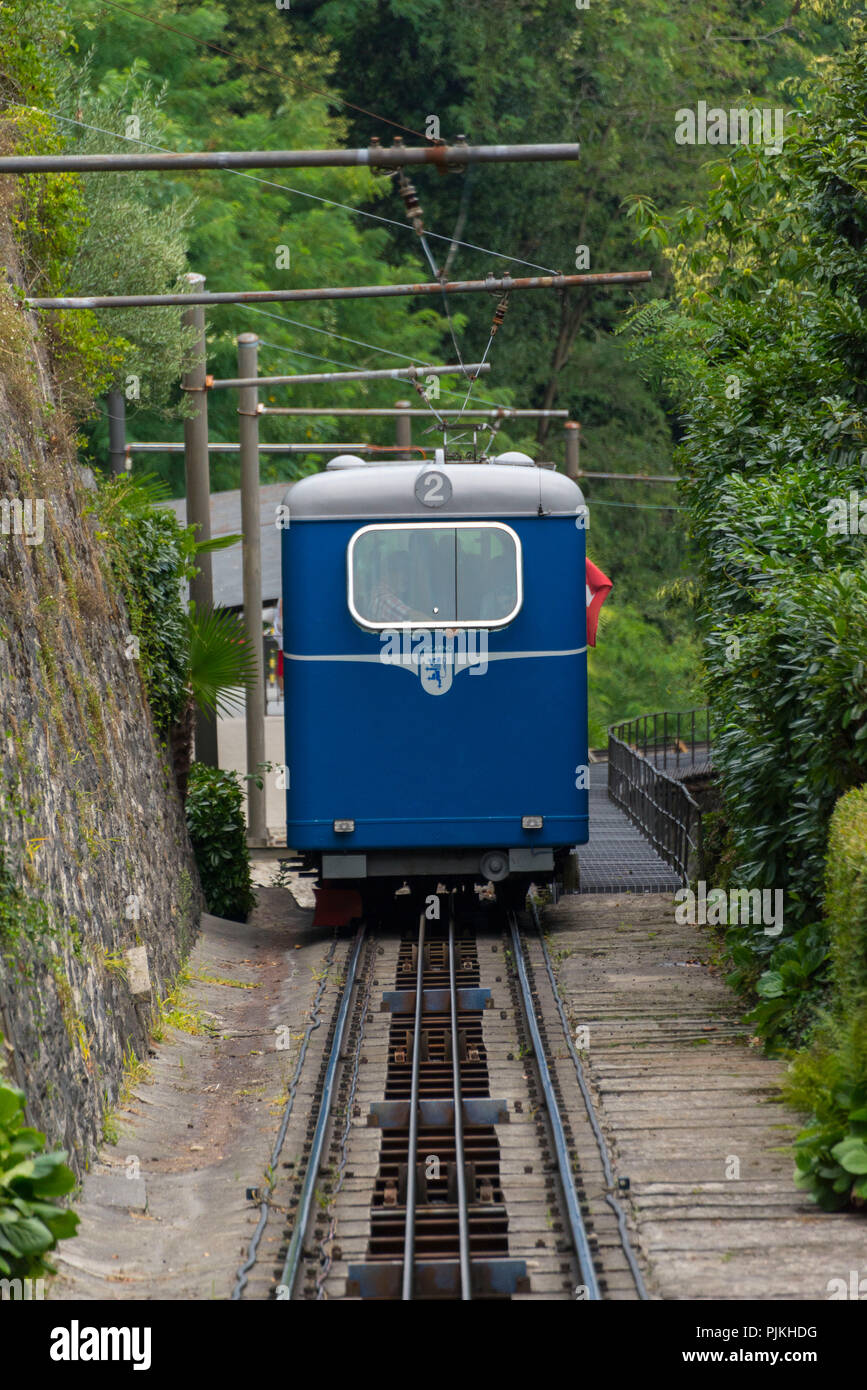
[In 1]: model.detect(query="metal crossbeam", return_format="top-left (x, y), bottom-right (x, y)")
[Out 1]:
top-left (258, 407), bottom-right (571, 418)
top-left (23, 270), bottom-right (651, 310)
top-left (208, 362), bottom-right (489, 390)
top-left (0, 140), bottom-right (581, 175)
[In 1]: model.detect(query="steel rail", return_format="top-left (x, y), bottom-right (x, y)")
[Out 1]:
top-left (23, 270), bottom-right (652, 310)
top-left (402, 912), bottom-right (426, 1301)
top-left (528, 900), bottom-right (649, 1300)
top-left (507, 912), bottom-right (601, 1300)
top-left (448, 902), bottom-right (472, 1300)
top-left (0, 141), bottom-right (582, 175)
top-left (279, 923), bottom-right (366, 1299)
top-left (316, 937), bottom-right (376, 1299)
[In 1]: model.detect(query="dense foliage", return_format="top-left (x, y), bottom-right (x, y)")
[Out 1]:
top-left (91, 473), bottom-right (196, 734)
top-left (62, 0), bottom-right (452, 488)
top-left (0, 1051), bottom-right (78, 1279)
top-left (185, 764), bottom-right (256, 923)
top-left (5, 0), bottom-right (853, 725)
top-left (0, 1), bottom-right (125, 412)
top-left (786, 788), bottom-right (867, 1210)
top-left (625, 29), bottom-right (867, 1047)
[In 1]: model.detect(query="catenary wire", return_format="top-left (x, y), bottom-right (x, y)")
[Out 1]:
top-left (9, 105), bottom-right (561, 275)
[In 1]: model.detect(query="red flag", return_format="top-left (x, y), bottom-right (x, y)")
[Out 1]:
top-left (585, 558), bottom-right (612, 647)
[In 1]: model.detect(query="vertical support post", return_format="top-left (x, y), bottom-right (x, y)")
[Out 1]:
top-left (395, 399), bottom-right (412, 458)
top-left (564, 420), bottom-right (580, 480)
top-left (107, 389), bottom-right (126, 475)
top-left (238, 332), bottom-right (266, 846)
top-left (182, 272), bottom-right (219, 768)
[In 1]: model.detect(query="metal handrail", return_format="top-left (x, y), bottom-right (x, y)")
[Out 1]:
top-left (607, 708), bottom-right (710, 884)
top-left (609, 706), bottom-right (711, 775)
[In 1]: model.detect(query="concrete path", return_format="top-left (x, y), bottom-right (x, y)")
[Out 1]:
top-left (544, 890), bottom-right (867, 1300)
top-left (50, 866), bottom-right (337, 1300)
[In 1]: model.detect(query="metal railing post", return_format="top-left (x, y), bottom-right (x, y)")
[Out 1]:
top-left (238, 332), bottom-right (266, 845)
top-left (183, 272), bottom-right (219, 768)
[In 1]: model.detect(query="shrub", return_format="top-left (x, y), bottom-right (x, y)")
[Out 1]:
top-left (91, 474), bottom-right (194, 735)
top-left (785, 787), bottom-right (867, 1210)
top-left (787, 1003), bottom-right (867, 1211)
top-left (623, 36), bottom-right (867, 1046)
top-left (0, 1052), bottom-right (79, 1278)
top-left (728, 922), bottom-right (831, 1050)
top-left (185, 764), bottom-right (256, 923)
top-left (825, 786), bottom-right (867, 1010)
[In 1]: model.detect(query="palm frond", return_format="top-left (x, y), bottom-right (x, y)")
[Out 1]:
top-left (186, 603), bottom-right (259, 718)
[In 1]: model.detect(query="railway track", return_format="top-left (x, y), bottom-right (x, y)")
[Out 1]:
top-left (237, 891), bottom-right (648, 1301)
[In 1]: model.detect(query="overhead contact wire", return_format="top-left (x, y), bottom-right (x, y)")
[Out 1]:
top-left (10, 106), bottom-right (560, 275)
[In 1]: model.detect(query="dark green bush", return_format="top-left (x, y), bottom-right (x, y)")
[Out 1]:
top-left (825, 786), bottom-right (867, 1009)
top-left (624, 36), bottom-right (867, 1046)
top-left (185, 764), bottom-right (256, 923)
top-left (788, 1005), bottom-right (867, 1211)
top-left (0, 1050), bottom-right (79, 1278)
top-left (92, 475), bottom-right (194, 735)
top-left (786, 788), bottom-right (867, 1210)
top-left (728, 923), bottom-right (830, 1049)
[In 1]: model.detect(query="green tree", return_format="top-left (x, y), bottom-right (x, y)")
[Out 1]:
top-left (623, 23), bottom-right (867, 1040)
top-left (63, 0), bottom-right (455, 492)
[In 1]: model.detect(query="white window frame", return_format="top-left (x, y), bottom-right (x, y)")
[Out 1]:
top-left (347, 520), bottom-right (523, 631)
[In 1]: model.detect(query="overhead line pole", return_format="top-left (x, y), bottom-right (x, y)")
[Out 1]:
top-left (182, 273), bottom-right (219, 770)
top-left (107, 389), bottom-right (126, 475)
top-left (0, 141), bottom-right (581, 174)
top-left (237, 333), bottom-right (267, 846)
top-left (23, 270), bottom-right (651, 311)
top-left (564, 420), bottom-right (580, 482)
top-left (395, 399), bottom-right (412, 461)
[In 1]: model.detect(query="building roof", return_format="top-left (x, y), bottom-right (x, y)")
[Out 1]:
top-left (164, 482), bottom-right (291, 607)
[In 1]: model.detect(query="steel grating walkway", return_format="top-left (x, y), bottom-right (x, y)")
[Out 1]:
top-left (576, 761), bottom-right (683, 894)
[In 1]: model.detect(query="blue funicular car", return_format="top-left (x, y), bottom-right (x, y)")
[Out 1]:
top-left (281, 449), bottom-right (589, 913)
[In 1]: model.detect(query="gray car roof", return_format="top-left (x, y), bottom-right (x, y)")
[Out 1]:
top-left (282, 461), bottom-right (585, 520)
